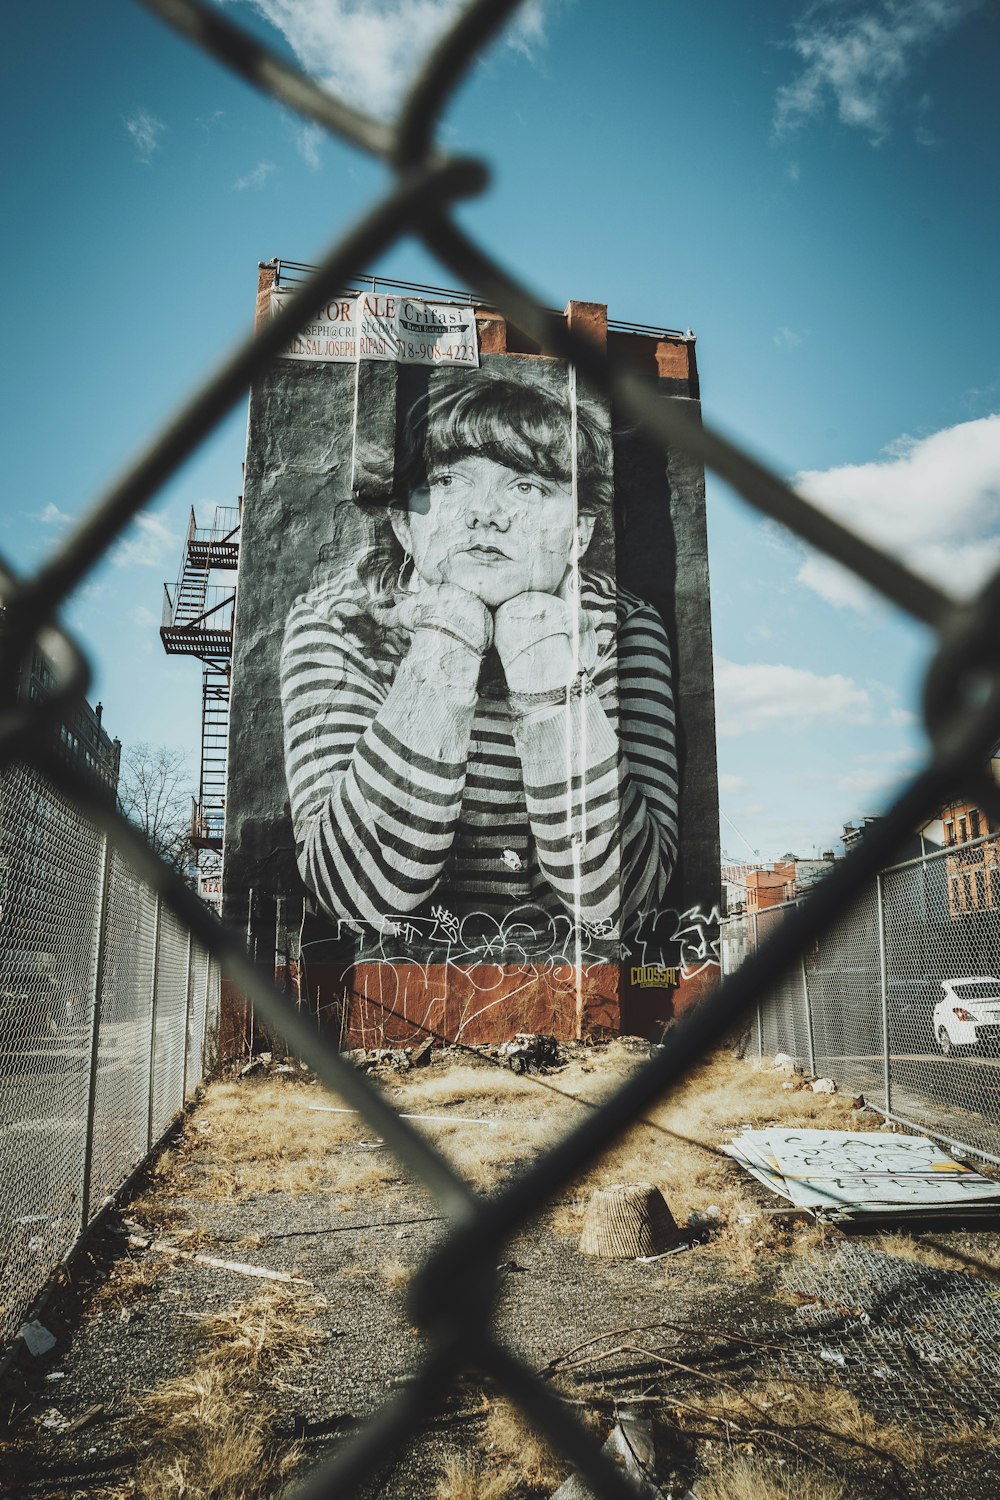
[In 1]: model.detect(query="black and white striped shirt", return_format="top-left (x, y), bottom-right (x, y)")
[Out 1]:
top-left (280, 570), bottom-right (678, 939)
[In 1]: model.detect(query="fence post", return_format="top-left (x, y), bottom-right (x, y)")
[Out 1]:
top-left (800, 938), bottom-right (816, 1076)
top-left (876, 873), bottom-right (892, 1113)
top-left (181, 930), bottom-right (194, 1101)
top-left (147, 897), bottom-right (163, 1152)
top-left (80, 832), bottom-right (113, 1233)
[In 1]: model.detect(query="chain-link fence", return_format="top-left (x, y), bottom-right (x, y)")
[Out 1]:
top-left (0, 761), bottom-right (220, 1349)
top-left (4, 1), bottom-right (1000, 1495)
top-left (726, 834), bottom-right (1000, 1164)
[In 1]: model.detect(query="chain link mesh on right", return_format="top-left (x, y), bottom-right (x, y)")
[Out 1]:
top-left (4, 2), bottom-right (1000, 1496)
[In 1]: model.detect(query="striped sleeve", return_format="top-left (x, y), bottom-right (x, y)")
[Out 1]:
top-left (616, 601), bottom-right (680, 918)
top-left (509, 596), bottom-right (678, 930)
top-left (280, 593), bottom-right (477, 925)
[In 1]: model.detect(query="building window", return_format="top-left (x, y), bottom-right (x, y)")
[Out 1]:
top-left (959, 816), bottom-right (968, 843)
top-left (970, 809), bottom-right (981, 839)
top-left (945, 821), bottom-right (954, 846)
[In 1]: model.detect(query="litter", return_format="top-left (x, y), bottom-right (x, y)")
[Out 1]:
top-left (306, 1105), bottom-right (497, 1128)
top-left (128, 1235), bottom-right (312, 1285)
top-left (550, 1415), bottom-right (662, 1498)
top-left (724, 1128), bottom-right (1000, 1219)
top-left (18, 1319), bottom-right (56, 1356)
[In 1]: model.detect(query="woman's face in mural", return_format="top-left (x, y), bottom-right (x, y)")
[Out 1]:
top-left (391, 455), bottom-right (596, 609)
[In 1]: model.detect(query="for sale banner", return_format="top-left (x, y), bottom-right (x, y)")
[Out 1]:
top-left (271, 288), bottom-right (479, 367)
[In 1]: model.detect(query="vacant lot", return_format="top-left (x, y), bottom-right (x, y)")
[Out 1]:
top-left (3, 1042), bottom-right (1000, 1500)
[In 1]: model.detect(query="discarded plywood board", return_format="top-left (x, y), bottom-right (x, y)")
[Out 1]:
top-left (723, 1129), bottom-right (1000, 1219)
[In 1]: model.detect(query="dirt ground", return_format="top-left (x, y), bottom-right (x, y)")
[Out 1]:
top-left (3, 1041), bottom-right (1000, 1500)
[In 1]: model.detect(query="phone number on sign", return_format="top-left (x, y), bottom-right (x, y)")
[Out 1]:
top-left (400, 340), bottom-right (477, 363)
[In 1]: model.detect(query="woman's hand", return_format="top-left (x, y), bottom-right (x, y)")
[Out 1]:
top-left (393, 583), bottom-right (493, 698)
top-left (494, 593), bottom-right (595, 694)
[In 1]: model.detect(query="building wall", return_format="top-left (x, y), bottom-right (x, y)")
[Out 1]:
top-left (223, 275), bottom-right (719, 1041)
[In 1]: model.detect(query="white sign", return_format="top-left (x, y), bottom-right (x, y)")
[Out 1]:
top-left (271, 288), bottom-right (479, 367)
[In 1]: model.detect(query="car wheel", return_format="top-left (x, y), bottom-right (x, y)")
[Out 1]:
top-left (937, 1027), bottom-right (955, 1058)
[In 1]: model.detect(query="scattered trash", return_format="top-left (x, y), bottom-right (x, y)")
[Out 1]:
top-left (550, 1415), bottom-right (662, 1498)
top-left (724, 1128), bottom-right (1000, 1219)
top-left (410, 1036), bottom-right (434, 1068)
top-left (62, 1404), bottom-right (105, 1435)
top-left (501, 847), bottom-right (523, 871)
top-left (18, 1319), bottom-right (56, 1357)
top-left (498, 1033), bottom-right (562, 1073)
top-left (772, 1051), bottom-right (798, 1071)
top-left (819, 1347), bottom-right (848, 1367)
top-left (687, 1205), bottom-right (722, 1230)
top-left (580, 1182), bottom-right (679, 1259)
top-left (38, 1408), bottom-right (67, 1431)
top-left (810, 1077), bottom-right (837, 1094)
top-left (128, 1235), bottom-right (312, 1285)
top-left (307, 1104), bottom-right (498, 1128)
top-left (44, 1371), bottom-right (66, 1382)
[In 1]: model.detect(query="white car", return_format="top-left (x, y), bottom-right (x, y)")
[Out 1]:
top-left (933, 977), bottom-right (1000, 1056)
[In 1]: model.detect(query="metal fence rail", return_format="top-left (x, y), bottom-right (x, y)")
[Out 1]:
top-left (725, 835), bottom-right (1000, 1165)
top-left (0, 761), bottom-right (219, 1348)
top-left (3, 1), bottom-right (1000, 1495)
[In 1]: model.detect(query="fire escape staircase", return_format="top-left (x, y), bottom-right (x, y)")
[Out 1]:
top-left (160, 506), bottom-right (240, 854)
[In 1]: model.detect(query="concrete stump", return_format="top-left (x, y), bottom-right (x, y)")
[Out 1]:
top-left (579, 1182), bottom-right (679, 1259)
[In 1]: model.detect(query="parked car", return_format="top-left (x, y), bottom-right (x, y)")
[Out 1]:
top-left (933, 977), bottom-right (1000, 1056)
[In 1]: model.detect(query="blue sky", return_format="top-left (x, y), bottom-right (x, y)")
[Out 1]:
top-left (3, 0), bottom-right (999, 864)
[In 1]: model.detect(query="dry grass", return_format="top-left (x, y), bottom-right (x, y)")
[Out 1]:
top-left (132, 1077), bottom-right (408, 1206)
top-left (480, 1396), bottom-right (566, 1491)
top-left (696, 1451), bottom-right (848, 1500)
top-left (131, 1284), bottom-right (324, 1499)
top-left (90, 1250), bottom-right (162, 1310)
top-left (674, 1376), bottom-right (1000, 1472)
top-left (868, 1229), bottom-right (1000, 1280)
top-left (379, 1256), bottom-right (412, 1290)
top-left (434, 1452), bottom-right (518, 1500)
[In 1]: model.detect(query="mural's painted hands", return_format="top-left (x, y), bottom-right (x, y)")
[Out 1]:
top-left (494, 592), bottom-right (596, 694)
top-left (396, 583), bottom-right (493, 697)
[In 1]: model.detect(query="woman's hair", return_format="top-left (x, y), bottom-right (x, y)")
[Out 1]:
top-left (350, 371), bottom-right (613, 611)
top-left (395, 372), bottom-right (612, 514)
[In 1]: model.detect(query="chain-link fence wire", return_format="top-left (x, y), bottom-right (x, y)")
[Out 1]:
top-left (0, 761), bottom-right (219, 1348)
top-left (4, 0), bottom-right (1000, 1493)
top-left (727, 836), bottom-right (1000, 1164)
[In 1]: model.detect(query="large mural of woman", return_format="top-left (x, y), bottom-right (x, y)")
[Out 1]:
top-left (279, 366), bottom-right (680, 952)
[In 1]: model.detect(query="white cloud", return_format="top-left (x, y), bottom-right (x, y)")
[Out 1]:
top-left (295, 122), bottom-right (323, 168)
top-left (225, 0), bottom-right (556, 118)
top-left (129, 604), bottom-right (160, 628)
top-left (773, 325), bottom-right (804, 350)
top-left (719, 772), bottom-right (748, 794)
top-left (715, 658), bottom-right (873, 737)
top-left (792, 412), bottom-right (1000, 610)
top-left (38, 502), bottom-right (73, 527)
top-left (112, 513), bottom-right (178, 569)
top-left (234, 160), bottom-right (277, 191)
top-left (124, 107), bottom-right (166, 162)
top-left (774, 0), bottom-right (978, 143)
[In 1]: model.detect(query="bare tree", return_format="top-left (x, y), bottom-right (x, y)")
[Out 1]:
top-left (117, 742), bottom-right (195, 875)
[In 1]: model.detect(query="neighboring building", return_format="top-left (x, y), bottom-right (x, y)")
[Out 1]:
top-left (720, 862), bottom-right (755, 916)
top-left (15, 646), bottom-right (121, 797)
top-left (742, 853), bottom-right (836, 915)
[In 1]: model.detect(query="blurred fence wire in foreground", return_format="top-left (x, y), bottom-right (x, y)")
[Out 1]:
top-left (3, 1), bottom-right (1000, 1495)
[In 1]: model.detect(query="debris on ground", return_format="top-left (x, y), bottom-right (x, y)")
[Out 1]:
top-left (17, 1319), bottom-right (57, 1357)
top-left (810, 1077), bottom-right (837, 1094)
top-left (498, 1033), bottom-right (563, 1073)
top-left (550, 1415), bottom-right (663, 1498)
top-left (579, 1182), bottom-right (679, 1259)
top-left (725, 1127), bottom-right (1000, 1218)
